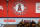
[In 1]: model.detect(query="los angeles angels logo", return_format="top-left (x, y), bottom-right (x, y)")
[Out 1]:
top-left (12, 1), bottom-right (27, 15)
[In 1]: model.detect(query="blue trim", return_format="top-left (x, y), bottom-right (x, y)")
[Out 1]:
top-left (0, 17), bottom-right (40, 18)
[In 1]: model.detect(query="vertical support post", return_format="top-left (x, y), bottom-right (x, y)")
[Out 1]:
top-left (6, 0), bottom-right (9, 25)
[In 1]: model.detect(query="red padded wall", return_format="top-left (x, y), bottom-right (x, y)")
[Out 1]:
top-left (0, 0), bottom-right (7, 17)
top-left (0, 0), bottom-right (40, 17)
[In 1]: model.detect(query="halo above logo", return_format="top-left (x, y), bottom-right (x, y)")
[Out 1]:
top-left (12, 1), bottom-right (27, 15)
